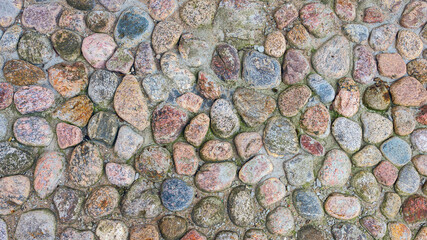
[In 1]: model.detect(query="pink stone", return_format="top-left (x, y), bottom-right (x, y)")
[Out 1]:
top-left (135, 42), bottom-right (158, 76)
top-left (148, 0), bottom-right (177, 21)
top-left (152, 105), bottom-right (188, 144)
top-left (300, 134), bottom-right (325, 156)
top-left (197, 71), bottom-right (222, 100)
top-left (390, 77), bottom-right (427, 107)
top-left (0, 175), bottom-right (30, 215)
top-left (13, 117), bottom-right (53, 147)
top-left (282, 49), bottom-right (309, 85)
top-left (173, 142), bottom-right (199, 176)
top-left (34, 152), bottom-right (65, 199)
top-left (324, 193), bottom-right (361, 220)
top-left (412, 155), bottom-right (427, 176)
top-left (373, 161), bottom-right (398, 186)
top-left (256, 177), bottom-right (286, 207)
top-left (400, 1), bottom-right (427, 29)
top-left (48, 62), bottom-right (88, 98)
top-left (176, 92), bottom-right (203, 113)
top-left (14, 85), bottom-right (55, 114)
top-left (377, 53), bottom-right (406, 79)
top-left (333, 77), bottom-right (360, 117)
top-left (300, 2), bottom-right (336, 38)
top-left (82, 33), bottom-right (117, 69)
top-left (106, 163), bottom-right (136, 187)
top-left (200, 140), bottom-right (233, 162)
top-left (335, 0), bottom-right (357, 22)
top-left (0, 82), bottom-right (13, 110)
top-left (59, 10), bottom-right (87, 34)
top-left (401, 195), bottom-right (427, 224)
top-left (22, 3), bottom-right (62, 34)
top-left (416, 105), bottom-right (427, 125)
top-left (195, 162), bottom-right (237, 192)
top-left (274, 4), bottom-right (298, 29)
top-left (353, 45), bottom-right (376, 84)
top-left (184, 113), bottom-right (210, 147)
top-left (181, 229), bottom-right (206, 240)
top-left (234, 132), bottom-right (263, 159)
top-left (318, 149), bottom-right (351, 187)
top-left (56, 122), bottom-right (83, 149)
top-left (363, 7), bottom-right (384, 23)
top-left (239, 155), bottom-right (273, 185)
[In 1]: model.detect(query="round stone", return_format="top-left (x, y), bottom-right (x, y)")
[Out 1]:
top-left (85, 186), bottom-right (120, 218)
top-left (360, 216), bottom-right (387, 239)
top-left (352, 171), bottom-right (381, 203)
top-left (363, 81), bottom-right (391, 110)
top-left (180, 0), bottom-right (216, 28)
top-left (215, 231), bottom-right (238, 240)
top-left (369, 24), bottom-right (398, 51)
top-left (264, 116), bottom-right (299, 156)
top-left (300, 104), bottom-right (330, 137)
top-left (335, 0), bottom-right (357, 21)
top-left (324, 193), bottom-right (361, 220)
top-left (135, 146), bottom-right (172, 182)
top-left (407, 59), bottom-right (427, 84)
top-left (96, 220), bottom-right (128, 240)
top-left (18, 31), bottom-right (53, 64)
top-left (373, 161), bottom-right (397, 189)
top-left (22, 3), bottom-right (62, 34)
top-left (152, 21), bottom-right (183, 54)
top-left (239, 155), bottom-right (273, 185)
top-left (361, 112), bottom-right (393, 144)
top-left (333, 77), bottom-right (360, 117)
top-left (192, 196), bottom-right (225, 227)
top-left (172, 142), bottom-right (199, 176)
top-left (0, 175), bottom-right (30, 215)
top-left (53, 187), bottom-right (85, 223)
top-left (148, 0), bottom-right (177, 21)
top-left (395, 164), bottom-right (421, 195)
top-left (34, 152), bottom-right (65, 199)
top-left (48, 62), bottom-right (88, 98)
top-left (352, 145), bottom-right (382, 167)
top-left (184, 113), bottom-right (210, 147)
top-left (284, 154), bottom-right (314, 186)
top-left (58, 10), bottom-right (87, 34)
top-left (380, 137), bottom-right (412, 166)
top-left (402, 195), bottom-right (427, 224)
top-left (177, 93), bottom-right (203, 112)
top-left (14, 117), bottom-right (53, 147)
top-left (264, 31), bottom-right (286, 58)
top-left (114, 7), bottom-right (154, 48)
top-left (210, 99), bottom-right (239, 138)
top-left (68, 142), bottom-right (103, 187)
top-left (396, 30), bottom-right (423, 60)
top-left (142, 74), bottom-right (169, 103)
top-left (82, 33), bottom-right (117, 69)
top-left (56, 122), bottom-right (83, 149)
top-left (51, 29), bottom-right (81, 61)
top-left (278, 85), bottom-right (311, 117)
top-left (158, 215), bottom-right (187, 240)
top-left (88, 69), bottom-right (119, 107)
top-left (234, 132), bottom-right (262, 160)
top-left (86, 11), bottom-right (116, 33)
top-left (66, 0), bottom-right (94, 10)
top-left (300, 134), bottom-right (325, 156)
top-left (244, 229), bottom-right (268, 240)
top-left (256, 177), bottom-right (286, 207)
top-left (381, 192), bottom-right (401, 219)
top-left (0, 83), bottom-right (13, 110)
top-left (377, 53), bottom-right (407, 79)
top-left (15, 209), bottom-right (56, 240)
top-left (0, 142), bottom-right (33, 176)
top-left (300, 2), bottom-right (336, 38)
top-left (195, 162), bottom-right (236, 192)
top-left (266, 206), bottom-right (294, 236)
top-left (53, 95), bottom-right (94, 127)
top-left (233, 87), bottom-right (276, 127)
top-left (228, 186), bottom-right (256, 227)
top-left (292, 189), bottom-right (324, 220)
top-left (388, 222), bottom-right (411, 240)
top-left (413, 155), bottom-right (427, 176)
top-left (200, 140), bottom-right (233, 162)
top-left (297, 226), bottom-right (326, 240)
top-left (400, 1), bottom-right (427, 29)
top-left (242, 50), bottom-right (281, 89)
top-left (411, 128), bottom-right (427, 152)
top-left (105, 163), bottom-right (136, 187)
top-left (318, 149), bottom-right (351, 187)
top-left (343, 24), bottom-right (369, 44)
top-left (392, 106), bottom-right (416, 136)
top-left (312, 36), bottom-right (350, 79)
top-left (390, 76), bottom-right (427, 107)
top-left (211, 43), bottom-right (240, 82)
top-left (121, 180), bottom-right (163, 218)
top-left (307, 74), bottom-right (335, 103)
top-left (3, 60), bottom-right (45, 86)
top-left (332, 117), bottom-right (362, 153)
top-left (161, 178), bottom-right (193, 211)
top-left (152, 105), bottom-right (188, 144)
top-left (129, 225), bottom-right (159, 240)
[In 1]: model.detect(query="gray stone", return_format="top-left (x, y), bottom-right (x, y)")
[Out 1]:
top-left (332, 223), bottom-right (367, 240)
top-left (411, 128), bottom-right (427, 153)
top-left (0, 0), bottom-right (22, 28)
top-left (142, 74), bottom-right (170, 102)
top-left (121, 179), bottom-right (163, 218)
top-left (228, 186), bottom-right (256, 227)
top-left (332, 117), bottom-right (362, 153)
top-left (395, 164), bottom-right (420, 195)
top-left (60, 228), bottom-right (95, 240)
top-left (312, 35), bottom-right (350, 79)
top-left (392, 106), bottom-right (416, 136)
top-left (266, 206), bottom-right (294, 236)
top-left (88, 70), bottom-right (120, 107)
top-left (114, 7), bottom-right (154, 48)
top-left (284, 154), bottom-right (314, 186)
top-left (192, 196), bottom-right (225, 227)
top-left (0, 25), bottom-right (22, 52)
top-left (17, 31), bottom-right (53, 65)
top-left (96, 220), bottom-right (128, 240)
top-left (343, 24), bottom-right (369, 44)
top-left (361, 112), bottom-right (393, 144)
top-left (263, 116), bottom-right (299, 157)
top-left (160, 51), bottom-right (196, 93)
top-left (15, 209), bottom-right (56, 240)
top-left (0, 142), bottom-right (33, 176)
top-left (242, 50), bottom-right (281, 89)
top-left (380, 137), bottom-right (412, 166)
top-left (158, 215), bottom-right (187, 240)
top-left (53, 187), bottom-right (85, 223)
top-left (0, 218), bottom-right (7, 240)
top-left (179, 34), bottom-right (211, 67)
top-left (352, 171), bottom-right (381, 203)
top-left (307, 74), bottom-right (335, 103)
top-left (215, 231), bottom-right (239, 240)
top-left (114, 126), bottom-right (144, 160)
top-left (352, 145), bottom-right (382, 167)
top-left (369, 24), bottom-right (398, 51)
top-left (381, 192), bottom-right (401, 219)
top-left (293, 189), bottom-right (324, 220)
top-left (210, 99), bottom-right (239, 139)
top-left (88, 111), bottom-right (119, 146)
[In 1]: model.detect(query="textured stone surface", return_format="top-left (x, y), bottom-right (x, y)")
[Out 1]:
top-left (361, 112), bottom-right (393, 144)
top-left (15, 209), bottom-right (56, 240)
top-left (332, 117), bottom-right (362, 153)
top-left (312, 36), bottom-right (350, 79)
top-left (48, 62), bottom-right (88, 98)
top-left (68, 142), bottom-right (103, 187)
top-left (195, 162), bottom-right (236, 192)
top-left (390, 77), bottom-right (427, 107)
top-left (243, 50), bottom-right (281, 89)
top-left (135, 146), bottom-right (172, 182)
top-left (53, 95), bottom-right (94, 127)
top-left (14, 117), bottom-right (53, 147)
top-left (325, 193), bottom-right (361, 220)
top-left (210, 99), bottom-right (239, 138)
top-left (18, 31), bottom-right (54, 65)
top-left (282, 49), bottom-right (309, 85)
top-left (82, 33), bottom-right (117, 69)
top-left (300, 3), bottom-right (336, 38)
top-left (228, 186), bottom-right (256, 227)
top-left (318, 149), bottom-right (351, 187)
top-left (256, 177), bottom-right (286, 207)
top-left (266, 207), bottom-right (294, 236)
top-left (152, 105), bottom-right (188, 144)
top-left (333, 77), bottom-right (360, 117)
top-left (293, 189), bottom-right (324, 220)
top-left (53, 187), bottom-right (85, 223)
top-left (114, 7), bottom-right (154, 48)
top-left (3, 60), bottom-right (45, 86)
top-left (239, 155), bottom-right (273, 185)
top-left (264, 116), bottom-right (298, 157)
top-left (0, 175), bottom-right (30, 215)
top-left (34, 152), bottom-right (65, 199)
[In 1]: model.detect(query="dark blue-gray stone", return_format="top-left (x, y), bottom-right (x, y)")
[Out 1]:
top-left (307, 74), bottom-right (335, 103)
top-left (293, 189), bottom-right (324, 220)
top-left (114, 7), bottom-right (154, 48)
top-left (380, 137), bottom-right (412, 166)
top-left (242, 50), bottom-right (281, 89)
top-left (161, 178), bottom-right (194, 211)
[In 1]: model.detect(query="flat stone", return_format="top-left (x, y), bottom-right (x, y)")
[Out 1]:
top-left (369, 24), bottom-right (398, 51)
top-left (88, 111), bottom-right (119, 146)
top-left (402, 195), bottom-right (427, 223)
top-left (66, 0), bottom-right (95, 10)
top-left (99, 0), bottom-right (126, 12)
top-left (228, 186), bottom-right (256, 227)
top-left (286, 24), bottom-right (312, 49)
top-left (48, 62), bottom-right (88, 98)
top-left (377, 53), bottom-right (406, 79)
top-left (300, 134), bottom-right (325, 156)
top-left (411, 128), bottom-right (427, 152)
top-left (0, 83), bottom-right (13, 111)
top-left (300, 104), bottom-right (330, 137)
top-left (292, 189), bottom-right (324, 220)
top-left (233, 87), bottom-right (276, 127)
top-left (53, 187), bottom-right (85, 223)
top-left (106, 48), bottom-right (134, 74)
top-left (15, 209), bottom-right (56, 240)
top-left (148, 0), bottom-right (177, 21)
top-left (14, 86), bottom-right (54, 114)
top-left (184, 113), bottom-right (210, 147)
top-left (192, 196), bottom-right (225, 227)
top-left (239, 155), bottom-right (273, 185)
top-left (244, 229), bottom-right (268, 240)
top-left (161, 178), bottom-right (193, 211)
top-left (282, 49), bottom-right (309, 85)
top-left (211, 43), bottom-right (240, 82)
top-left (197, 71), bottom-right (222, 100)
top-left (152, 21), bottom-right (182, 54)
top-left (352, 145), bottom-right (382, 167)
top-left (82, 33), bottom-right (117, 69)
top-left (158, 215), bottom-right (187, 240)
top-left (234, 132), bottom-right (262, 159)
top-left (374, 161), bottom-right (398, 186)
top-left (395, 164), bottom-right (420, 195)
top-left (407, 59), bottom-right (427, 84)
top-left (85, 186), bottom-right (120, 218)
top-left (343, 24), bottom-right (369, 44)
top-left (0, 175), bottom-right (30, 215)
top-left (396, 30), bottom-right (423, 60)
top-left (352, 171), bottom-right (381, 203)
top-left (59, 10), bottom-right (87, 34)
top-left (264, 116), bottom-right (298, 157)
top-left (68, 142), bottom-right (103, 187)
top-left (400, 1), bottom-right (427, 28)
top-left (14, 117), bottom-right (53, 147)
top-left (135, 42), bottom-right (157, 76)
top-left (96, 220), bottom-right (128, 240)
top-left (114, 75), bottom-right (149, 131)
top-left (388, 222), bottom-right (411, 240)
top-left (363, 7), bottom-right (384, 23)
top-left (22, 3), bottom-right (62, 34)
top-left (264, 31), bottom-right (286, 58)
top-left (318, 149), bottom-right (351, 187)
top-left (181, 230), bottom-right (206, 240)
top-left (86, 11), bottom-right (116, 33)
top-left (332, 117), bottom-right (362, 153)
top-left (195, 162), bottom-right (236, 192)
top-left (333, 77), bottom-right (360, 117)
top-left (160, 51), bottom-right (195, 93)
top-left (106, 163), bottom-right (136, 187)
top-left (114, 7), bottom-right (154, 48)
top-left (200, 140), bottom-right (233, 162)
top-left (176, 92), bottom-right (203, 113)
top-left (243, 50), bottom-right (281, 89)
top-left (361, 112), bottom-right (393, 144)
top-left (284, 154), bottom-right (314, 186)
top-left (152, 105), bottom-right (188, 144)
top-left (392, 106), bottom-right (416, 136)
top-left (172, 142), bottom-right (199, 176)
top-left (210, 99), bottom-right (239, 138)
top-left (88, 70), bottom-right (119, 107)
top-left (256, 177), bottom-right (286, 207)
top-left (135, 146), bottom-right (172, 182)
top-left (114, 126), bottom-right (144, 160)
top-left (3, 60), bottom-right (45, 86)
top-left (390, 76), bottom-right (427, 107)
top-left (380, 137), bottom-right (412, 166)
top-left (51, 29), bottom-right (82, 62)
top-left (56, 123), bottom-right (83, 149)
top-left (53, 95), bottom-right (93, 127)
top-left (0, 0), bottom-right (22, 28)
top-left (274, 3), bottom-right (298, 29)
top-left (0, 24), bottom-right (22, 53)
top-left (18, 31), bottom-right (53, 65)
top-left (60, 228), bottom-right (95, 240)
top-left (307, 74), bottom-right (335, 103)
top-left (180, 0), bottom-right (216, 28)
top-left (266, 207), bottom-right (294, 236)
top-left (413, 155), bottom-right (427, 176)
top-left (129, 225), bottom-right (159, 240)
top-left (360, 216), bottom-right (387, 239)
top-left (363, 81), bottom-right (391, 110)
top-left (324, 193), bottom-right (361, 220)
top-left (300, 3), bottom-right (336, 38)
top-left (34, 152), bottom-right (65, 199)
top-left (121, 181), bottom-right (162, 218)
top-left (332, 223), bottom-right (367, 240)
top-left (353, 45), bottom-right (376, 84)
top-left (335, 0), bottom-right (357, 21)
top-left (313, 36), bottom-right (350, 79)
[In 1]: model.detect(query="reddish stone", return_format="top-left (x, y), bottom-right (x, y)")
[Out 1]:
top-left (390, 77), bottom-right (427, 107)
top-left (152, 105), bottom-right (188, 144)
top-left (0, 82), bottom-right (13, 110)
top-left (14, 117), bottom-right (53, 147)
top-left (274, 4), bottom-right (297, 29)
top-left (135, 42), bottom-right (158, 76)
top-left (360, 216), bottom-right (386, 239)
top-left (318, 149), bottom-right (351, 187)
top-left (173, 142), bottom-right (199, 176)
top-left (300, 104), bottom-right (330, 137)
top-left (377, 53), bottom-right (406, 79)
top-left (68, 142), bottom-right (103, 187)
top-left (239, 155), bottom-right (273, 185)
top-left (135, 146), bottom-right (172, 182)
top-left (34, 151), bottom-right (65, 199)
top-left (324, 193), bottom-right (361, 220)
top-left (300, 134), bottom-right (325, 156)
top-left (300, 2), bottom-right (336, 38)
top-left (22, 3), bottom-right (62, 34)
top-left (3, 60), bottom-right (45, 86)
top-left (0, 175), bottom-right (30, 215)
top-left (130, 225), bottom-right (159, 240)
top-left (53, 95), bottom-right (94, 127)
top-left (333, 77), bottom-right (360, 117)
top-left (211, 43), bottom-right (240, 81)
top-left (53, 187), bottom-right (85, 223)
top-left (282, 49), bottom-right (309, 84)
top-left (14, 86), bottom-right (55, 114)
top-left (413, 155), bottom-right (427, 176)
top-left (363, 7), bottom-right (384, 23)
top-left (402, 195), bottom-right (427, 223)
top-left (415, 226), bottom-right (427, 240)
top-left (335, 0), bottom-right (357, 22)
top-left (353, 45), bottom-right (376, 84)
top-left (278, 85), bottom-right (311, 117)
top-left (181, 229), bottom-right (206, 240)
top-left (400, 1), bottom-right (427, 29)
top-left (256, 177), bottom-right (286, 207)
top-left (85, 186), bottom-right (120, 218)
top-left (234, 132), bottom-right (262, 159)
top-left (59, 10), bottom-right (87, 34)
top-left (184, 113), bottom-right (210, 147)
top-left (373, 161), bottom-right (398, 186)
top-left (177, 92), bottom-right (203, 113)
top-left (197, 71), bottom-right (222, 100)
top-left (195, 162), bottom-right (237, 192)
top-left (105, 163), bottom-right (136, 187)
top-left (416, 105), bottom-right (427, 125)
top-left (56, 123), bottom-right (83, 149)
top-left (200, 140), bottom-right (233, 162)
top-left (148, 0), bottom-right (177, 21)
top-left (82, 33), bottom-right (117, 69)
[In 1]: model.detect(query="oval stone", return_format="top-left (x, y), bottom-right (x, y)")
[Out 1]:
top-left (312, 36), bottom-right (350, 79)
top-left (68, 142), bottom-right (103, 187)
top-left (135, 146), bottom-right (172, 182)
top-left (200, 140), bottom-right (233, 162)
top-left (353, 45), bottom-right (376, 84)
top-left (195, 162), bottom-right (237, 192)
top-left (210, 99), bottom-right (239, 139)
top-left (239, 155), bottom-right (273, 185)
top-left (293, 189), bottom-right (324, 220)
top-left (242, 50), bottom-right (281, 89)
top-left (53, 95), bottom-right (93, 127)
top-left (85, 186), bottom-right (120, 218)
top-left (18, 31), bottom-right (53, 65)
top-left (211, 43), bottom-right (240, 82)
top-left (3, 60), bottom-right (45, 86)
top-left (395, 164), bottom-right (420, 195)
top-left (184, 113), bottom-right (210, 147)
top-left (15, 209), bottom-right (56, 240)
top-left (0, 175), bottom-right (30, 215)
top-left (161, 178), bottom-right (194, 211)
top-left (264, 116), bottom-right (298, 157)
top-left (352, 171), bottom-right (381, 203)
top-left (228, 186), bottom-right (256, 227)
top-left (0, 142), bottom-right (33, 176)
top-left (332, 117), bottom-right (362, 153)
top-left (34, 151), bottom-right (65, 199)
top-left (192, 196), bottom-right (225, 227)
top-left (82, 33), bottom-right (117, 69)
top-left (318, 149), bottom-right (351, 187)
top-left (14, 117), bottom-right (53, 147)
top-left (114, 7), bottom-right (154, 48)
top-left (256, 177), bottom-right (286, 208)
top-left (380, 137), bottom-right (412, 166)
top-left (14, 86), bottom-right (55, 114)
top-left (152, 105), bottom-right (188, 144)
top-left (324, 193), bottom-right (361, 220)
